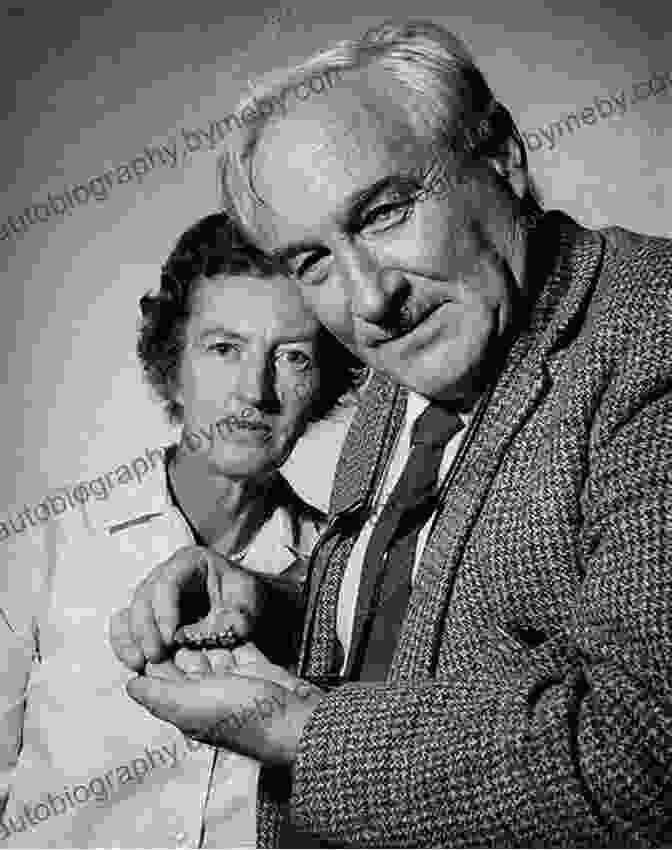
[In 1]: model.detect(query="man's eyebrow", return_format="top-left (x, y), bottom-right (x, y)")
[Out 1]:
top-left (270, 174), bottom-right (417, 262)
top-left (274, 333), bottom-right (317, 346)
top-left (269, 240), bottom-right (322, 265)
top-left (344, 174), bottom-right (416, 226)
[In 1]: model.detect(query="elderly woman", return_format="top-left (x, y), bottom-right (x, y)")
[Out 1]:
top-left (0, 213), bottom-right (359, 848)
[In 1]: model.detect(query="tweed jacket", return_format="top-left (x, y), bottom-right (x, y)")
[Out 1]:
top-left (257, 211), bottom-right (672, 847)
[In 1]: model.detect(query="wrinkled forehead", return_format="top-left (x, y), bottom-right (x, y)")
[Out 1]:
top-left (249, 68), bottom-right (430, 251)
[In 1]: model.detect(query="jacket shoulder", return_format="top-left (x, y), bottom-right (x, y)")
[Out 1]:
top-left (581, 225), bottom-right (672, 361)
top-left (596, 225), bottom-right (672, 302)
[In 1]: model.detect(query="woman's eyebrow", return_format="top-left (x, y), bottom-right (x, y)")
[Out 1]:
top-left (198, 327), bottom-right (248, 342)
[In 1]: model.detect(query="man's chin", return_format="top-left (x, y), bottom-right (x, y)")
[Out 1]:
top-left (379, 356), bottom-right (481, 407)
top-left (370, 324), bottom-right (497, 404)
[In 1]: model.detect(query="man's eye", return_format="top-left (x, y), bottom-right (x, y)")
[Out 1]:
top-left (360, 199), bottom-right (413, 233)
top-left (292, 249), bottom-right (331, 284)
top-left (276, 350), bottom-right (313, 371)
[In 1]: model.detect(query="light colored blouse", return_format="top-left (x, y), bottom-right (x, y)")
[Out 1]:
top-left (0, 446), bottom-right (325, 849)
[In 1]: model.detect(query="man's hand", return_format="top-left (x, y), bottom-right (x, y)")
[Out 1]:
top-left (130, 643), bottom-right (324, 766)
top-left (109, 545), bottom-right (263, 671)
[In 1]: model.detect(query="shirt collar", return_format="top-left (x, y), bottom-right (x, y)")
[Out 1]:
top-left (100, 444), bottom-right (320, 575)
top-left (405, 391), bottom-right (475, 429)
top-left (406, 391), bottom-right (431, 424)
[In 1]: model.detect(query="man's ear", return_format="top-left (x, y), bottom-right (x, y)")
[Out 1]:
top-left (485, 135), bottom-right (528, 202)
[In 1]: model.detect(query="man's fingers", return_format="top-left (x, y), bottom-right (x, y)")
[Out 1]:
top-left (126, 670), bottom-right (316, 764)
top-left (129, 593), bottom-right (165, 664)
top-left (146, 660), bottom-right (188, 680)
top-left (109, 608), bottom-right (145, 671)
top-left (233, 642), bottom-right (273, 667)
top-left (174, 648), bottom-right (213, 675)
top-left (152, 575), bottom-right (184, 647)
top-left (126, 675), bottom-right (190, 725)
top-left (173, 648), bottom-right (237, 677)
top-left (154, 547), bottom-right (210, 644)
top-left (232, 643), bottom-right (298, 689)
top-left (126, 673), bottom-right (229, 730)
top-left (205, 649), bottom-right (236, 674)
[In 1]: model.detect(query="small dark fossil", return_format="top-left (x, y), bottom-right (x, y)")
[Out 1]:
top-left (174, 607), bottom-right (244, 651)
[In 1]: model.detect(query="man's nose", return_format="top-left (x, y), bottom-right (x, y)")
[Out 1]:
top-left (235, 356), bottom-right (277, 408)
top-left (337, 242), bottom-right (408, 325)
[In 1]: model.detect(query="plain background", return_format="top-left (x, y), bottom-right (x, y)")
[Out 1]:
top-left (0, 0), bottom-right (670, 521)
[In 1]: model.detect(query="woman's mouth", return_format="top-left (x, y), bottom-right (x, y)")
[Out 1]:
top-left (221, 416), bottom-right (273, 440)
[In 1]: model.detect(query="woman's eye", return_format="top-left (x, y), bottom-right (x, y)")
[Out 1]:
top-left (208, 342), bottom-right (239, 358)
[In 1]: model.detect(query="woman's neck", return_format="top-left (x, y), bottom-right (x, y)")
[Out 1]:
top-left (167, 446), bottom-right (276, 557)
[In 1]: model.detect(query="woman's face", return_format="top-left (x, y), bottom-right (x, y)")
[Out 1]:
top-left (175, 273), bottom-right (321, 479)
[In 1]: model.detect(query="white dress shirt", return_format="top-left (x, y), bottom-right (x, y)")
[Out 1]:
top-left (0, 447), bottom-right (323, 849)
top-left (337, 392), bottom-right (472, 669)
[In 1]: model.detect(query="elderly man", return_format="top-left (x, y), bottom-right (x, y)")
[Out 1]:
top-left (111, 19), bottom-right (672, 847)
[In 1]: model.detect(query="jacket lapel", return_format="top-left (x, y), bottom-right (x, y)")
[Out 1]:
top-left (329, 370), bottom-right (408, 515)
top-left (299, 370), bottom-right (408, 675)
top-left (391, 211), bottom-right (607, 682)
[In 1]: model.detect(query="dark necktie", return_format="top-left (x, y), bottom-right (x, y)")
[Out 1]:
top-left (345, 403), bottom-right (464, 682)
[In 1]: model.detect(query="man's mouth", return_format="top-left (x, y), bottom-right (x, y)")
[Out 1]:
top-left (366, 300), bottom-right (446, 348)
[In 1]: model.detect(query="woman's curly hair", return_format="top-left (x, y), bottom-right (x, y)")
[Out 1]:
top-left (137, 212), bottom-right (363, 425)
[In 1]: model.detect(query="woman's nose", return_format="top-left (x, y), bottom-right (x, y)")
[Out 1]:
top-left (235, 357), bottom-right (277, 408)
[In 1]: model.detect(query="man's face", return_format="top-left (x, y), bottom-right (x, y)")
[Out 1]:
top-left (176, 273), bottom-right (321, 478)
top-left (249, 68), bottom-right (525, 404)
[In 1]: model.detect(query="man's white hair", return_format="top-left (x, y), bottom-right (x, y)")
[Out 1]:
top-left (219, 19), bottom-right (540, 238)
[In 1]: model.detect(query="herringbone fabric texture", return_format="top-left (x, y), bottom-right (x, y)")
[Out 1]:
top-left (257, 211), bottom-right (672, 847)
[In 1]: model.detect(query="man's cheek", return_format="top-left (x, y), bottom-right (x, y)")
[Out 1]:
top-left (291, 371), bottom-right (317, 404)
top-left (456, 294), bottom-right (497, 335)
top-left (431, 301), bottom-right (495, 367)
top-left (299, 286), bottom-right (351, 347)
top-left (466, 272), bottom-right (513, 338)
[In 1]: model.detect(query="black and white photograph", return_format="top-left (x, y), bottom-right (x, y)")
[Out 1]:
top-left (1, 1), bottom-right (670, 846)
